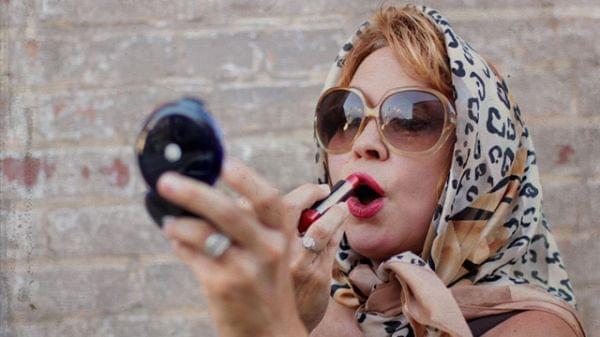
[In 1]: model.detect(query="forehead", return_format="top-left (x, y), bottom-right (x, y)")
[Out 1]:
top-left (348, 46), bottom-right (429, 106)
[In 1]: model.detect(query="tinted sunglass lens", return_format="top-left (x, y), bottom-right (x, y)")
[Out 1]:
top-left (316, 90), bottom-right (363, 151)
top-left (380, 91), bottom-right (446, 152)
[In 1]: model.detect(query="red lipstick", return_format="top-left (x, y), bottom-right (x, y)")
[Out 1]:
top-left (297, 173), bottom-right (361, 235)
top-left (297, 172), bottom-right (386, 234)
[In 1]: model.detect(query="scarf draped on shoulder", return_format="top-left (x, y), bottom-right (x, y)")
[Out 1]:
top-left (313, 4), bottom-right (587, 337)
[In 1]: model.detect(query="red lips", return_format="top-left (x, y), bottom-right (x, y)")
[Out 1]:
top-left (348, 197), bottom-right (385, 218)
top-left (346, 172), bottom-right (386, 218)
top-left (350, 172), bottom-right (385, 196)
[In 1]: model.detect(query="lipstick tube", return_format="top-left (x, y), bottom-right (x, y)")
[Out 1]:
top-left (297, 173), bottom-right (361, 235)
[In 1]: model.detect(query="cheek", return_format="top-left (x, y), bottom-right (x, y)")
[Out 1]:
top-left (392, 158), bottom-right (444, 201)
top-left (404, 143), bottom-right (453, 199)
top-left (387, 150), bottom-right (452, 249)
top-left (326, 154), bottom-right (349, 182)
top-left (390, 173), bottom-right (437, 232)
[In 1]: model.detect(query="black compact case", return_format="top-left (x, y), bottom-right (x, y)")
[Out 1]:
top-left (135, 97), bottom-right (224, 227)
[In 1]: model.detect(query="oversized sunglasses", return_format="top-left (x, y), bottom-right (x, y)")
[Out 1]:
top-left (314, 86), bottom-right (457, 156)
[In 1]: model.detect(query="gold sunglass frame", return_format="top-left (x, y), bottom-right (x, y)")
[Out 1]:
top-left (314, 85), bottom-right (457, 157)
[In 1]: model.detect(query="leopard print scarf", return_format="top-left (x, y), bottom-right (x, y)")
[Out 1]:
top-left (314, 4), bottom-right (586, 337)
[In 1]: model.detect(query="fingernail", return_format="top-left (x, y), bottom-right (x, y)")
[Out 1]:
top-left (159, 172), bottom-right (182, 192)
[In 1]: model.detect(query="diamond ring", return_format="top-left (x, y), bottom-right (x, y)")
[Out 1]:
top-left (302, 236), bottom-right (320, 253)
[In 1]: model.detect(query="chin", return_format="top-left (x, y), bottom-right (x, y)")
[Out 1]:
top-left (345, 223), bottom-right (400, 262)
top-left (345, 219), bottom-right (425, 262)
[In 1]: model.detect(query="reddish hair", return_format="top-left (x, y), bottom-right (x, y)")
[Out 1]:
top-left (336, 3), bottom-right (453, 103)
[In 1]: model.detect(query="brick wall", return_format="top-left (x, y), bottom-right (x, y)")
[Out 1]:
top-left (1, 1), bottom-right (598, 336)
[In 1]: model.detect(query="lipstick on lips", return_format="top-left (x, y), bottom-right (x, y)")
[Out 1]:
top-left (347, 194), bottom-right (385, 218)
top-left (297, 172), bottom-right (385, 235)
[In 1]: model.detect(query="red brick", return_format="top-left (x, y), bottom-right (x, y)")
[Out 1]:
top-left (0, 155), bottom-right (55, 189)
top-left (1, 134), bottom-right (317, 201)
top-left (1, 148), bottom-right (143, 201)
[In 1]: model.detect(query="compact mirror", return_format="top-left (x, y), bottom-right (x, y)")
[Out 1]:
top-left (135, 97), bottom-right (224, 227)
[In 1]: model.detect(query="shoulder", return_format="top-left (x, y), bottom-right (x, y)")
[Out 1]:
top-left (481, 310), bottom-right (577, 337)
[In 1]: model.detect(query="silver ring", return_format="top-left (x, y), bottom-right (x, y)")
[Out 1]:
top-left (302, 236), bottom-right (320, 253)
top-left (203, 232), bottom-right (231, 258)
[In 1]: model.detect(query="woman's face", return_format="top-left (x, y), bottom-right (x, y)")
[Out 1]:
top-left (326, 46), bottom-right (454, 262)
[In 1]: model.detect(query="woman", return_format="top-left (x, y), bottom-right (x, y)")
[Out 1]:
top-left (156, 3), bottom-right (587, 337)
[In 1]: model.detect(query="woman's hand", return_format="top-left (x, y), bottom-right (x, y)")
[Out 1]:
top-left (157, 157), bottom-right (307, 337)
top-left (282, 184), bottom-right (350, 331)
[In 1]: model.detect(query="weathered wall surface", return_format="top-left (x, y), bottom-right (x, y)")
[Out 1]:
top-left (1, 1), bottom-right (598, 336)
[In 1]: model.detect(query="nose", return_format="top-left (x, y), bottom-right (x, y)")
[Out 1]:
top-left (351, 118), bottom-right (389, 160)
